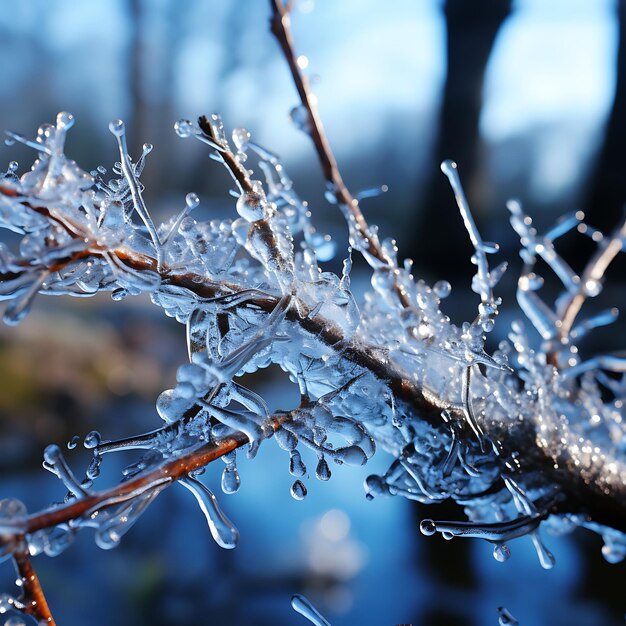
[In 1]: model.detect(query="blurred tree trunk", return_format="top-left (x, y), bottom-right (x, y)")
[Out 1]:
top-left (129, 0), bottom-right (145, 155)
top-left (585, 2), bottom-right (626, 234)
top-left (410, 0), bottom-right (511, 282)
top-left (128, 0), bottom-right (180, 197)
top-left (412, 0), bottom-right (511, 595)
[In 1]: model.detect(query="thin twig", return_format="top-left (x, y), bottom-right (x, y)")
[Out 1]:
top-left (269, 0), bottom-right (415, 312)
top-left (2, 413), bottom-right (288, 537)
top-left (12, 540), bottom-right (56, 625)
top-left (558, 218), bottom-right (626, 338)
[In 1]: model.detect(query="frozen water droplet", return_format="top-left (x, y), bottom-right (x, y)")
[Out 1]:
top-left (86, 456), bottom-right (102, 480)
top-left (291, 594), bottom-right (331, 626)
top-left (420, 519), bottom-right (437, 536)
top-left (493, 543), bottom-right (510, 562)
top-left (67, 436), bottom-right (80, 450)
top-left (482, 318), bottom-right (495, 332)
top-left (111, 288), bottom-right (128, 301)
top-left (289, 450), bottom-right (306, 476)
top-left (56, 111), bottom-right (75, 131)
top-left (185, 192), bottom-right (200, 210)
top-left (290, 479), bottom-right (307, 500)
top-left (43, 444), bottom-right (61, 465)
top-left (174, 119), bottom-right (194, 138)
top-left (231, 127), bottom-right (251, 152)
top-left (221, 467), bottom-right (240, 494)
top-left (142, 142), bottom-right (153, 154)
top-left (108, 119), bottom-right (125, 137)
top-left (7, 161), bottom-right (18, 173)
top-left (156, 388), bottom-right (192, 423)
top-left (289, 104), bottom-right (311, 133)
top-left (84, 430), bottom-right (101, 449)
top-left (433, 280), bottom-right (451, 299)
top-left (364, 474), bottom-right (389, 499)
top-left (236, 191), bottom-right (265, 222)
top-left (315, 458), bottom-right (331, 481)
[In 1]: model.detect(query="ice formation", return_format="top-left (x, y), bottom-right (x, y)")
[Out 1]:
top-left (0, 111), bottom-right (624, 593)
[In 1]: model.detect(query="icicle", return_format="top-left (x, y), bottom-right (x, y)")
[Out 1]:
top-left (441, 160), bottom-right (494, 305)
top-left (108, 119), bottom-right (162, 268)
top-left (419, 513), bottom-right (543, 542)
top-left (291, 594), bottom-right (332, 626)
top-left (180, 477), bottom-right (239, 549)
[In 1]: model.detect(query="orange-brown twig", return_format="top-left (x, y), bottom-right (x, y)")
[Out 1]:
top-left (12, 540), bottom-right (56, 625)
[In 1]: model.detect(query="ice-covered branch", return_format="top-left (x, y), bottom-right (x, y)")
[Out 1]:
top-left (0, 12), bottom-right (625, 619)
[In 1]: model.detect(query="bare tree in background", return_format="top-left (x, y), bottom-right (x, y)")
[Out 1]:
top-left (412, 0), bottom-right (511, 282)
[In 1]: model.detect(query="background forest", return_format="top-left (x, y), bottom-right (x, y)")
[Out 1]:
top-left (0, 1), bottom-right (625, 625)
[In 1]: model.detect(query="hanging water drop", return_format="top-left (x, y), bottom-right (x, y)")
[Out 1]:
top-left (221, 467), bottom-right (240, 494)
top-left (289, 450), bottom-right (306, 476)
top-left (315, 457), bottom-right (331, 481)
top-left (84, 431), bottom-right (101, 449)
top-left (290, 479), bottom-right (307, 500)
top-left (493, 543), bottom-right (510, 562)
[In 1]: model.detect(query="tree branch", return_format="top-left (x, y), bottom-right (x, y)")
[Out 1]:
top-left (3, 413), bottom-right (288, 537)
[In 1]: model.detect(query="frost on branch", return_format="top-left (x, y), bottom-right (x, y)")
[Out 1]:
top-left (0, 109), bottom-right (625, 618)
